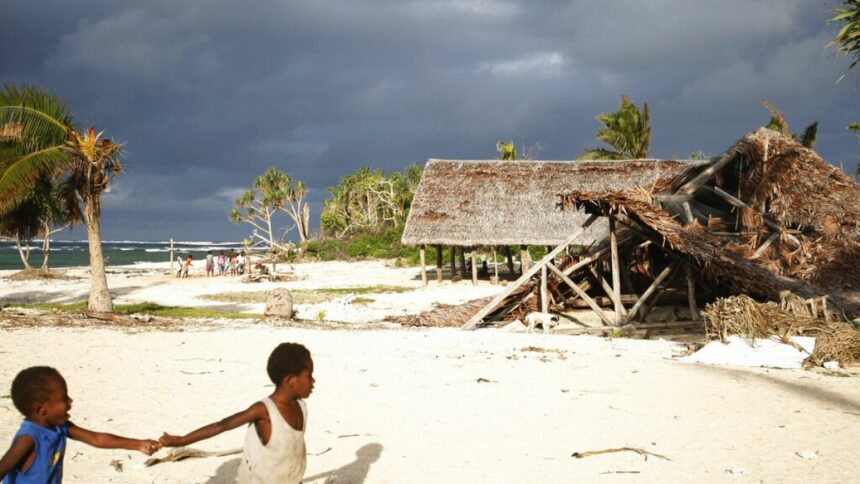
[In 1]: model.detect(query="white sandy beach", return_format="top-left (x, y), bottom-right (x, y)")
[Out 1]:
top-left (1, 261), bottom-right (858, 483)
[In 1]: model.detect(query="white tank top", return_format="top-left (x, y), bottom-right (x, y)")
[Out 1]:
top-left (237, 398), bottom-right (307, 484)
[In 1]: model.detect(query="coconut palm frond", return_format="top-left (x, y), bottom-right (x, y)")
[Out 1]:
top-left (577, 147), bottom-right (626, 160)
top-left (0, 84), bottom-right (72, 150)
top-left (799, 121), bottom-right (819, 148)
top-left (584, 94), bottom-right (651, 159)
top-left (760, 98), bottom-right (792, 136)
top-left (0, 146), bottom-right (69, 213)
top-left (828, 1), bottom-right (860, 79)
top-left (496, 140), bottom-right (517, 160)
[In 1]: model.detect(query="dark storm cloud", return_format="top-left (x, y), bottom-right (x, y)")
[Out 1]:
top-left (2, 0), bottom-right (857, 240)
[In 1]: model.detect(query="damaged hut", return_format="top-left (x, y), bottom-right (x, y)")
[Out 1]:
top-left (401, 159), bottom-right (699, 286)
top-left (459, 128), bottom-right (860, 331)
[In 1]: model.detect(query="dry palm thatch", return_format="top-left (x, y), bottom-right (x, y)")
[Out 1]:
top-left (401, 159), bottom-right (698, 247)
top-left (388, 296), bottom-right (494, 327)
top-left (701, 295), bottom-right (860, 367)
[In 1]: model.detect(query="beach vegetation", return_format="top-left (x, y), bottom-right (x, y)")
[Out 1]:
top-left (0, 83), bottom-right (122, 312)
top-left (201, 285), bottom-right (413, 305)
top-left (6, 301), bottom-right (257, 319)
top-left (578, 94), bottom-right (650, 160)
top-left (231, 167), bottom-right (310, 258)
top-left (828, 0), bottom-right (860, 81)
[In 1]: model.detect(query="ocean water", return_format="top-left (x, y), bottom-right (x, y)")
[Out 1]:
top-left (0, 240), bottom-right (246, 271)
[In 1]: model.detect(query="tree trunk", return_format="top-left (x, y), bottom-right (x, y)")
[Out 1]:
top-left (503, 246), bottom-right (514, 274)
top-left (458, 247), bottom-right (467, 278)
top-left (14, 235), bottom-right (32, 270)
top-left (84, 201), bottom-right (113, 312)
top-left (40, 220), bottom-right (51, 271)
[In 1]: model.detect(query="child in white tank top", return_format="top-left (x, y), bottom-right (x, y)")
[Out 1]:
top-left (159, 343), bottom-right (314, 484)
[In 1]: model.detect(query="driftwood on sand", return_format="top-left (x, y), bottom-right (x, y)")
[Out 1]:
top-left (144, 447), bottom-right (242, 467)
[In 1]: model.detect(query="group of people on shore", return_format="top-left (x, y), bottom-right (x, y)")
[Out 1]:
top-left (175, 250), bottom-right (251, 278)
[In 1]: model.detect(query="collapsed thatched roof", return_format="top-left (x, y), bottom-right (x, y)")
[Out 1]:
top-left (564, 129), bottom-right (860, 318)
top-left (402, 159), bottom-right (698, 246)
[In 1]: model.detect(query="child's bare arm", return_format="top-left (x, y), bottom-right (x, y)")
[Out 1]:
top-left (68, 423), bottom-right (161, 455)
top-left (160, 402), bottom-right (266, 447)
top-left (0, 435), bottom-right (35, 479)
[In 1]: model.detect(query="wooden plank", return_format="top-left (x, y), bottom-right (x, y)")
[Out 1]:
top-left (621, 262), bottom-right (677, 325)
top-left (609, 215), bottom-right (623, 324)
top-left (420, 245), bottom-right (427, 286)
top-left (541, 264), bottom-right (548, 313)
top-left (463, 214), bottom-right (598, 329)
top-left (547, 262), bottom-right (614, 326)
top-left (686, 264), bottom-right (699, 321)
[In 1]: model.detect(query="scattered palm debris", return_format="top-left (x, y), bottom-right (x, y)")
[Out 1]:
top-left (144, 446), bottom-right (242, 467)
top-left (571, 447), bottom-right (670, 461)
top-left (387, 296), bottom-right (492, 327)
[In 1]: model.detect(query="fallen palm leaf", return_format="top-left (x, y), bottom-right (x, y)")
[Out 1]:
top-left (572, 447), bottom-right (671, 461)
top-left (144, 446), bottom-right (242, 467)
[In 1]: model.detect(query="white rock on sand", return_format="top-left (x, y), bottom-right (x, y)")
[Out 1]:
top-left (0, 260), bottom-right (858, 483)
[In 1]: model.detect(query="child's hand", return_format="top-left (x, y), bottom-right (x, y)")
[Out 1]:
top-left (159, 433), bottom-right (184, 447)
top-left (138, 439), bottom-right (162, 455)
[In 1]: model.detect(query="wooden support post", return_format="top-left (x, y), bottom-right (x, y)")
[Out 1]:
top-left (436, 245), bottom-right (443, 282)
top-left (470, 250), bottom-right (478, 286)
top-left (589, 266), bottom-right (627, 316)
top-left (492, 247), bottom-right (498, 284)
top-left (541, 264), bottom-right (548, 313)
top-left (686, 264), bottom-right (699, 321)
top-left (449, 246), bottom-right (456, 281)
top-left (609, 215), bottom-right (623, 325)
top-left (621, 262), bottom-right (678, 326)
top-left (420, 245), bottom-right (427, 286)
top-left (463, 214), bottom-right (598, 329)
top-left (504, 246), bottom-right (514, 274)
top-left (169, 238), bottom-right (175, 277)
top-left (520, 245), bottom-right (530, 274)
top-left (458, 247), bottom-right (467, 279)
top-left (547, 262), bottom-right (613, 326)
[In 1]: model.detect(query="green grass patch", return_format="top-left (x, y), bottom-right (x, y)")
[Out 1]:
top-left (202, 285), bottom-right (413, 305)
top-left (350, 297), bottom-right (375, 305)
top-left (7, 301), bottom-right (257, 320)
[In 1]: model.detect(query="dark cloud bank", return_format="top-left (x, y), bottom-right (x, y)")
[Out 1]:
top-left (1, 0), bottom-right (857, 241)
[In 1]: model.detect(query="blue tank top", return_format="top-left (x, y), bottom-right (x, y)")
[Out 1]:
top-left (3, 421), bottom-right (68, 484)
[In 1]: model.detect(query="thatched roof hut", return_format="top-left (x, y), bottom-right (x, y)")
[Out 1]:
top-left (401, 159), bottom-right (698, 247)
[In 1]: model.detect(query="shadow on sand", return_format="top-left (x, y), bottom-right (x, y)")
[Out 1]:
top-left (204, 443), bottom-right (383, 484)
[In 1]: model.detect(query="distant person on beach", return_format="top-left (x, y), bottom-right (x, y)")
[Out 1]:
top-left (181, 255), bottom-right (192, 278)
top-left (160, 343), bottom-right (314, 484)
top-left (240, 252), bottom-right (249, 275)
top-left (0, 367), bottom-right (160, 483)
top-left (229, 252), bottom-right (238, 276)
top-left (225, 253), bottom-right (234, 276)
top-left (205, 251), bottom-right (215, 278)
top-left (217, 251), bottom-right (226, 275)
top-left (176, 255), bottom-right (183, 277)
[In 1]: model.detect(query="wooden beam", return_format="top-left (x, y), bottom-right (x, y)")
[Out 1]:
top-left (641, 263), bottom-right (683, 320)
top-left (685, 264), bottom-right (699, 321)
top-left (547, 262), bottom-right (614, 326)
top-left (621, 262), bottom-right (678, 326)
top-left (463, 214), bottom-right (598, 329)
top-left (609, 215), bottom-right (623, 324)
top-left (471, 250), bottom-right (478, 286)
top-left (458, 247), bottom-right (467, 278)
top-left (449, 245), bottom-right (456, 281)
top-left (589, 266), bottom-right (627, 317)
top-left (705, 186), bottom-right (802, 247)
top-left (678, 151), bottom-right (736, 194)
top-left (520, 245), bottom-right (530, 274)
top-left (541, 264), bottom-right (548, 313)
top-left (751, 232), bottom-right (779, 259)
top-left (420, 245), bottom-right (427, 286)
top-left (492, 247), bottom-right (498, 284)
top-left (436, 245), bottom-right (443, 282)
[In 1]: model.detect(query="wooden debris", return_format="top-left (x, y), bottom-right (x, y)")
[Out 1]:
top-left (572, 447), bottom-right (671, 461)
top-left (144, 446), bottom-right (242, 467)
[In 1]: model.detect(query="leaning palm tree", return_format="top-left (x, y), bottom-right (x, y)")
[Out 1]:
top-left (578, 94), bottom-right (650, 160)
top-left (0, 83), bottom-right (122, 312)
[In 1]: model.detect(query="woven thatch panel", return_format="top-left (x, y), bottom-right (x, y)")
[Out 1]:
top-left (402, 159), bottom-right (697, 246)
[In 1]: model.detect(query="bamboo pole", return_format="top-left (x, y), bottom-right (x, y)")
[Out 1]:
top-left (436, 245), bottom-right (443, 282)
top-left (170, 238), bottom-right (175, 277)
top-left (541, 264), bottom-right (548, 313)
top-left (420, 245), bottom-right (427, 286)
top-left (609, 215), bottom-right (623, 325)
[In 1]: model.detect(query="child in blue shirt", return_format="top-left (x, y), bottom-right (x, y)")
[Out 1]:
top-left (0, 367), bottom-right (161, 483)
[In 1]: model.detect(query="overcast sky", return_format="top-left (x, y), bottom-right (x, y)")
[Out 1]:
top-left (2, 0), bottom-right (858, 241)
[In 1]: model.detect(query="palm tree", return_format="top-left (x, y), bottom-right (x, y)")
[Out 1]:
top-left (578, 94), bottom-right (650, 160)
top-left (829, 1), bottom-right (860, 81)
top-left (0, 84), bottom-right (122, 312)
top-left (761, 99), bottom-right (818, 148)
top-left (496, 140), bottom-right (517, 161)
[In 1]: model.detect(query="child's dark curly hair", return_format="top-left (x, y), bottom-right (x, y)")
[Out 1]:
top-left (267, 343), bottom-right (311, 386)
top-left (11, 367), bottom-right (65, 416)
